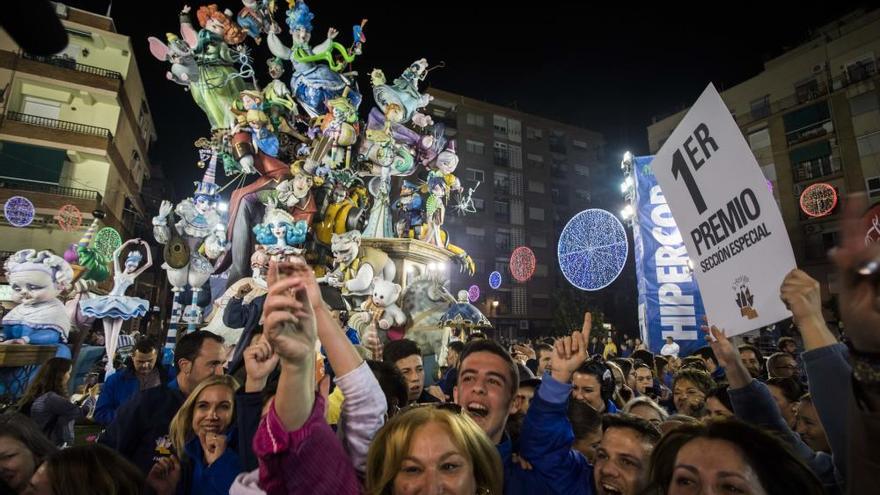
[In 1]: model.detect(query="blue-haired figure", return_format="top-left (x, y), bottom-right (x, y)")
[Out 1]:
top-left (266, 0), bottom-right (362, 117)
top-left (424, 176), bottom-right (448, 247)
top-left (250, 200), bottom-right (309, 281)
top-left (79, 239), bottom-right (153, 378)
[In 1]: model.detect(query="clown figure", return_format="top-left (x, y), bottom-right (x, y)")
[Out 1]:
top-left (424, 176), bottom-right (447, 247)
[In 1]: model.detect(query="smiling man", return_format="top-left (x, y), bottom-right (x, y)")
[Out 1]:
top-left (593, 414), bottom-right (661, 495)
top-left (454, 339), bottom-right (555, 494)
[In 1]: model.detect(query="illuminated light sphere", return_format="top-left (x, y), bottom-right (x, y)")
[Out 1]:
top-left (468, 284), bottom-right (480, 302)
top-left (4, 196), bottom-right (35, 227)
top-left (94, 227), bottom-right (122, 259)
top-left (56, 204), bottom-right (83, 232)
top-left (557, 208), bottom-right (628, 291)
top-left (509, 246), bottom-right (536, 283)
top-left (488, 271), bottom-right (502, 289)
top-left (799, 183), bottom-right (837, 218)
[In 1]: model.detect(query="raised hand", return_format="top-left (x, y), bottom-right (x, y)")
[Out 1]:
top-left (780, 269), bottom-right (824, 327)
top-left (146, 456), bottom-right (181, 495)
top-left (327, 27), bottom-right (339, 39)
top-left (829, 193), bottom-right (880, 353)
top-left (261, 261), bottom-right (317, 364)
top-left (550, 312), bottom-right (591, 383)
top-left (244, 334), bottom-right (279, 392)
top-left (158, 200), bottom-right (174, 219)
top-left (202, 431), bottom-right (227, 465)
top-left (702, 325), bottom-right (737, 370)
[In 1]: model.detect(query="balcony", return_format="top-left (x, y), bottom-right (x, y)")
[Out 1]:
top-left (1, 111), bottom-right (112, 152)
top-left (0, 179), bottom-right (103, 219)
top-left (0, 50), bottom-right (123, 93)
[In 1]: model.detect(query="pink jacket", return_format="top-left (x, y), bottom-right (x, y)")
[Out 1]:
top-left (253, 393), bottom-right (360, 495)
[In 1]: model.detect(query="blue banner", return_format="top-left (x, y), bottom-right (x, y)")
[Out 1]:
top-left (632, 156), bottom-right (707, 358)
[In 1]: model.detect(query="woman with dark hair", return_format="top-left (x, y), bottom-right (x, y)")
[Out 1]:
top-left (0, 413), bottom-right (56, 494)
top-left (27, 443), bottom-right (144, 495)
top-left (16, 358), bottom-right (86, 446)
top-left (647, 419), bottom-right (824, 495)
top-left (704, 385), bottom-right (734, 420)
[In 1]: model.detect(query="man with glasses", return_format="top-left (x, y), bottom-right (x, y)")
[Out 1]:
top-left (767, 351), bottom-right (800, 379)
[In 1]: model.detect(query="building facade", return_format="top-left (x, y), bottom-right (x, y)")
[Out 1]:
top-left (0, 3), bottom-right (156, 254)
top-left (426, 88), bottom-right (606, 338)
top-left (0, 4), bottom-right (167, 334)
top-left (647, 8), bottom-right (880, 299)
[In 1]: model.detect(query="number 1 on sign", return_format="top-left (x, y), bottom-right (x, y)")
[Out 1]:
top-left (671, 149), bottom-right (707, 214)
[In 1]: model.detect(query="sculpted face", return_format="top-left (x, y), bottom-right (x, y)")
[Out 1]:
top-left (8, 269), bottom-right (57, 305)
top-left (331, 232), bottom-right (361, 264)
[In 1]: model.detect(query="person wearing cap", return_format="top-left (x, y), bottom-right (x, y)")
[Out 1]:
top-left (514, 364), bottom-right (542, 415)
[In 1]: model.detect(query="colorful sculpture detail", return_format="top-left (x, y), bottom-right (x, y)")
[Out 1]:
top-left (79, 239), bottom-right (153, 377)
top-left (1, 250), bottom-right (75, 358)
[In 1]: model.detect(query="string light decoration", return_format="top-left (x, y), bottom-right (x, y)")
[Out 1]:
top-left (467, 284), bottom-right (480, 302)
top-left (488, 271), bottom-right (502, 289)
top-left (799, 183), bottom-right (837, 218)
top-left (55, 204), bottom-right (83, 232)
top-left (558, 208), bottom-right (628, 291)
top-left (94, 227), bottom-right (122, 259)
top-left (4, 196), bottom-right (35, 227)
top-left (509, 246), bottom-right (536, 283)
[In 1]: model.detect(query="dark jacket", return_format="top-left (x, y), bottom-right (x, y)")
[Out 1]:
top-left (223, 294), bottom-right (265, 374)
top-left (179, 431), bottom-right (242, 495)
top-left (30, 392), bottom-right (87, 446)
top-left (436, 367), bottom-right (458, 396)
top-left (99, 378), bottom-right (186, 475)
top-left (93, 364), bottom-right (168, 426)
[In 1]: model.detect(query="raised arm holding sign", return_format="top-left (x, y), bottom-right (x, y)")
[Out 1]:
top-left (650, 83), bottom-right (795, 336)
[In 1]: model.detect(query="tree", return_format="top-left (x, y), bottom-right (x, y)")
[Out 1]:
top-left (551, 285), bottom-right (607, 339)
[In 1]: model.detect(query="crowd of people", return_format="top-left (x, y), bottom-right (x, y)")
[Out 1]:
top-left (1, 198), bottom-right (878, 494)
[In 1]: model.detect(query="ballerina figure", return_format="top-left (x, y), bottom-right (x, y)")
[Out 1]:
top-left (79, 239), bottom-right (152, 378)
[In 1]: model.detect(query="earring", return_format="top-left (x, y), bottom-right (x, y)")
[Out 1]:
top-left (477, 487), bottom-right (491, 495)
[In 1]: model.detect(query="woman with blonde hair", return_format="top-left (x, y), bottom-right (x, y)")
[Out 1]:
top-left (146, 374), bottom-right (242, 495)
top-left (366, 405), bottom-right (503, 495)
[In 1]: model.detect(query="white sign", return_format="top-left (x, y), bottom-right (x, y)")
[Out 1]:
top-left (651, 84), bottom-right (794, 336)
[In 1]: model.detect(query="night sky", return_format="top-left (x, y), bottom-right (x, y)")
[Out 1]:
top-left (66, 0), bottom-right (868, 200)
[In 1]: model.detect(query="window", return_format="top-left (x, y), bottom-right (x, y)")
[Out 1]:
top-left (465, 168), bottom-right (484, 183)
top-left (795, 78), bottom-right (822, 104)
top-left (858, 132), bottom-right (880, 157)
top-left (551, 159), bottom-right (567, 178)
top-left (494, 200), bottom-right (510, 221)
top-left (572, 139), bottom-right (588, 149)
top-left (846, 55), bottom-right (876, 85)
top-left (527, 153), bottom-right (544, 168)
top-left (472, 198), bottom-right (485, 211)
top-left (528, 180), bottom-right (545, 193)
top-left (748, 128), bottom-right (771, 150)
top-left (533, 296), bottom-right (550, 308)
top-left (849, 92), bottom-right (879, 116)
top-left (575, 189), bottom-right (591, 203)
top-left (783, 102), bottom-right (832, 145)
top-left (493, 141), bottom-right (510, 167)
top-left (495, 231), bottom-right (510, 252)
top-left (790, 141), bottom-right (839, 182)
top-left (573, 165), bottom-right (590, 177)
top-left (21, 96), bottom-right (61, 120)
top-left (531, 236), bottom-right (547, 248)
top-left (529, 207), bottom-right (545, 220)
top-left (466, 113), bottom-right (485, 127)
top-left (549, 130), bottom-right (566, 153)
top-left (466, 140), bottom-right (485, 155)
top-left (866, 176), bottom-right (880, 199)
top-left (494, 172), bottom-right (510, 194)
top-left (750, 95), bottom-right (770, 120)
top-left (493, 115), bottom-right (508, 134)
top-left (527, 126), bottom-right (543, 140)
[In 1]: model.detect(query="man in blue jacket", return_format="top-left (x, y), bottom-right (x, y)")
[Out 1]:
top-left (94, 336), bottom-right (164, 426)
top-left (520, 316), bottom-right (661, 495)
top-left (453, 338), bottom-right (556, 494)
top-left (100, 330), bottom-right (261, 476)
